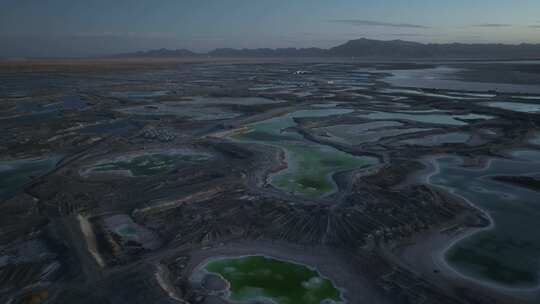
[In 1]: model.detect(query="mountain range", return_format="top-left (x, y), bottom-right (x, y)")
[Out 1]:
top-left (115, 38), bottom-right (540, 59)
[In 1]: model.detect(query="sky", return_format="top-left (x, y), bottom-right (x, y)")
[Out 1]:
top-left (1, 0), bottom-right (540, 57)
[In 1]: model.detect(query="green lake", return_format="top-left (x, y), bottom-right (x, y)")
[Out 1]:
top-left (205, 255), bottom-right (344, 304)
top-left (233, 109), bottom-right (377, 198)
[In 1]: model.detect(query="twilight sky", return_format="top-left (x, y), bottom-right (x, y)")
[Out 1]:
top-left (1, 0), bottom-right (540, 57)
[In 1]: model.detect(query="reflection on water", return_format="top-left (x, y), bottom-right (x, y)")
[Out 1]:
top-left (429, 152), bottom-right (540, 287)
top-left (380, 88), bottom-right (484, 100)
top-left (360, 111), bottom-right (492, 126)
top-left (482, 101), bottom-right (540, 114)
top-left (0, 157), bottom-right (58, 199)
top-left (316, 123), bottom-right (431, 145)
top-left (400, 132), bottom-right (471, 147)
top-left (381, 66), bottom-right (540, 94)
top-left (183, 96), bottom-right (284, 105)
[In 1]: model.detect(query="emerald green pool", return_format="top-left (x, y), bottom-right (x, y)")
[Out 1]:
top-left (205, 255), bottom-right (344, 304)
top-left (233, 109), bottom-right (377, 197)
top-left (85, 151), bottom-right (211, 177)
top-left (270, 143), bottom-right (373, 197)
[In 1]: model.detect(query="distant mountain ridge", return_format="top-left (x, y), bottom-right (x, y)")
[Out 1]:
top-left (329, 38), bottom-right (540, 58)
top-left (115, 38), bottom-right (540, 59)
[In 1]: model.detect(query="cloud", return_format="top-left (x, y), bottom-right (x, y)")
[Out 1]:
top-left (185, 36), bottom-right (226, 42)
top-left (73, 31), bottom-right (178, 39)
top-left (0, 33), bottom-right (185, 57)
top-left (471, 23), bottom-right (512, 28)
top-left (328, 19), bottom-right (430, 29)
top-left (390, 33), bottom-right (438, 37)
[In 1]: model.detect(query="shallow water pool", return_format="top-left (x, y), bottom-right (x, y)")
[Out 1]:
top-left (205, 255), bottom-right (344, 304)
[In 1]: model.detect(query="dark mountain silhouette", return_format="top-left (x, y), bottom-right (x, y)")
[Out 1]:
top-left (329, 38), bottom-right (540, 58)
top-left (115, 38), bottom-right (540, 59)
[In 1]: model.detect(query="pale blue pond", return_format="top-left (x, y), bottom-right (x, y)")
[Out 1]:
top-left (429, 151), bottom-right (540, 288)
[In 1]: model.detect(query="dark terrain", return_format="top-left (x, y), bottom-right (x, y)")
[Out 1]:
top-left (1, 58), bottom-right (540, 304)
